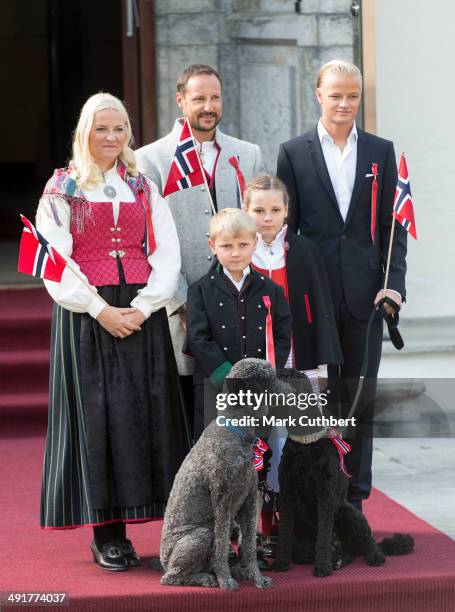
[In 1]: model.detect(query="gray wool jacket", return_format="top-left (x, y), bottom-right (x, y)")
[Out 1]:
top-left (136, 119), bottom-right (265, 374)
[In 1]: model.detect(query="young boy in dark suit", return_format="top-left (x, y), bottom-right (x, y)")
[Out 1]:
top-left (187, 208), bottom-right (292, 441)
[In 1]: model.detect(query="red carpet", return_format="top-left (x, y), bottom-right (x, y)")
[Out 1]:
top-left (1, 431), bottom-right (454, 611)
top-left (0, 287), bottom-right (52, 434)
top-left (1, 287), bottom-right (455, 610)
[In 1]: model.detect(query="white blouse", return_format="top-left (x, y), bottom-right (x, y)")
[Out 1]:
top-left (36, 167), bottom-right (181, 320)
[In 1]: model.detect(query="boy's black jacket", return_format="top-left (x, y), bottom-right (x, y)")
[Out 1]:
top-left (187, 261), bottom-right (292, 385)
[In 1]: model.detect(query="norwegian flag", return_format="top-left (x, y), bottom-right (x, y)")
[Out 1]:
top-left (393, 154), bottom-right (417, 239)
top-left (163, 120), bottom-right (205, 196)
top-left (18, 215), bottom-right (67, 282)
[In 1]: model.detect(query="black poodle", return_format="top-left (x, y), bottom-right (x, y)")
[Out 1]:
top-left (272, 369), bottom-right (413, 577)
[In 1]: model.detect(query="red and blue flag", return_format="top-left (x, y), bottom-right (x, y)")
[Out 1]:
top-left (393, 154), bottom-right (417, 240)
top-left (163, 120), bottom-right (205, 197)
top-left (18, 215), bottom-right (67, 282)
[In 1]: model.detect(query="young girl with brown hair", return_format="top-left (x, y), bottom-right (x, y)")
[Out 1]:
top-left (244, 175), bottom-right (343, 558)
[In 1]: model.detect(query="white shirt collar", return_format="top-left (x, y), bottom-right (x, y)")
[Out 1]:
top-left (223, 265), bottom-right (251, 290)
top-left (257, 224), bottom-right (288, 248)
top-left (317, 119), bottom-right (358, 145)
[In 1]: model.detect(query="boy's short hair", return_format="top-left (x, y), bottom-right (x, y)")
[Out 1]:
top-left (209, 208), bottom-right (257, 241)
top-left (316, 59), bottom-right (362, 89)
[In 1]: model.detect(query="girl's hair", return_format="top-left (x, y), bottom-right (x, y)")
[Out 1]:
top-left (243, 175), bottom-right (289, 209)
top-left (209, 208), bottom-right (257, 240)
top-left (72, 92), bottom-right (137, 189)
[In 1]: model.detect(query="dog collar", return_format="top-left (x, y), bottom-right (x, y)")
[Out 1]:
top-left (225, 423), bottom-right (251, 439)
top-left (224, 424), bottom-right (269, 471)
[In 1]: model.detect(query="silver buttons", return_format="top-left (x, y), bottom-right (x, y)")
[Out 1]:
top-left (108, 250), bottom-right (117, 257)
top-left (241, 316), bottom-right (245, 320)
top-left (258, 304), bottom-right (262, 308)
top-left (204, 209), bottom-right (209, 214)
top-left (210, 275), bottom-right (215, 280)
top-left (257, 348), bottom-right (262, 353)
top-left (240, 299), bottom-right (244, 302)
top-left (110, 227), bottom-right (115, 232)
top-left (242, 335), bottom-right (246, 339)
top-left (219, 302), bottom-right (223, 306)
top-left (221, 325), bottom-right (226, 329)
top-left (223, 347), bottom-right (228, 351)
top-left (207, 256), bottom-right (212, 261)
top-left (258, 326), bottom-right (263, 330)
top-left (206, 232), bottom-right (210, 237)
top-left (201, 187), bottom-right (205, 191)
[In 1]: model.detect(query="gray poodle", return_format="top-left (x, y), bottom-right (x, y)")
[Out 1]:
top-left (159, 358), bottom-right (284, 590)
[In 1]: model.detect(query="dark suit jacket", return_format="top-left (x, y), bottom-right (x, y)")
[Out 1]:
top-left (277, 126), bottom-right (407, 320)
top-left (285, 232), bottom-right (343, 369)
top-left (187, 263), bottom-right (292, 386)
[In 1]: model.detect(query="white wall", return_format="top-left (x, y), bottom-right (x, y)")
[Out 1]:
top-left (374, 0), bottom-right (455, 319)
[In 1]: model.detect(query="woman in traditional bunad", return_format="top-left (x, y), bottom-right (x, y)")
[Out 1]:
top-left (244, 175), bottom-right (343, 559)
top-left (36, 93), bottom-right (191, 571)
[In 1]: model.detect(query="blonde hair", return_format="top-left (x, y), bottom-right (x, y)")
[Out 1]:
top-left (316, 59), bottom-right (362, 89)
top-left (243, 174), bottom-right (289, 210)
top-left (72, 92), bottom-right (137, 189)
top-left (209, 208), bottom-right (257, 241)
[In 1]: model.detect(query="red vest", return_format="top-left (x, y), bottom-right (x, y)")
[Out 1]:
top-left (70, 199), bottom-right (151, 286)
top-left (252, 264), bottom-right (289, 301)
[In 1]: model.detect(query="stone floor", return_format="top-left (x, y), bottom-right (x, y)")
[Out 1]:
top-left (376, 322), bottom-right (455, 540)
top-left (372, 437), bottom-right (455, 539)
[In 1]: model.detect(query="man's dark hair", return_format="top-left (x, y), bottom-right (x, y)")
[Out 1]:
top-left (176, 64), bottom-right (222, 93)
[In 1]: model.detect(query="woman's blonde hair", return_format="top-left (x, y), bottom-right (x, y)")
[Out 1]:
top-left (243, 175), bottom-right (289, 209)
top-left (209, 208), bottom-right (257, 241)
top-left (316, 59), bottom-right (362, 89)
top-left (72, 92), bottom-right (137, 189)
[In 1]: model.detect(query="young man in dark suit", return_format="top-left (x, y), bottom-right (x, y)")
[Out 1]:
top-left (277, 60), bottom-right (407, 511)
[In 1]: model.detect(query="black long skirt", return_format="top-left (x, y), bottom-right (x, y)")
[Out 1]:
top-left (40, 282), bottom-right (191, 529)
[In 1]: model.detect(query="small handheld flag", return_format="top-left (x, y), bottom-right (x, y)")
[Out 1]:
top-left (393, 154), bottom-right (417, 240)
top-left (18, 215), bottom-right (67, 282)
top-left (163, 120), bottom-right (205, 197)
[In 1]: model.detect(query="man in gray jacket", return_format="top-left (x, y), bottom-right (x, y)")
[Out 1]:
top-left (136, 64), bottom-right (265, 438)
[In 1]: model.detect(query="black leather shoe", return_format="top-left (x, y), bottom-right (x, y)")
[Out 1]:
top-left (118, 538), bottom-right (141, 567)
top-left (262, 534), bottom-right (278, 559)
top-left (256, 535), bottom-right (271, 570)
top-left (91, 540), bottom-right (128, 571)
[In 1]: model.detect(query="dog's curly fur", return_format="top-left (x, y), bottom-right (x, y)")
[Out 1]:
top-left (159, 358), bottom-right (286, 590)
top-left (273, 369), bottom-right (414, 577)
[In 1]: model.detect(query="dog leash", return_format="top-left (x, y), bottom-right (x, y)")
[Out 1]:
top-left (344, 296), bottom-right (404, 425)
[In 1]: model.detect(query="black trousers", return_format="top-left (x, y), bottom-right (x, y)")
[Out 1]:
top-left (327, 296), bottom-right (383, 505)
